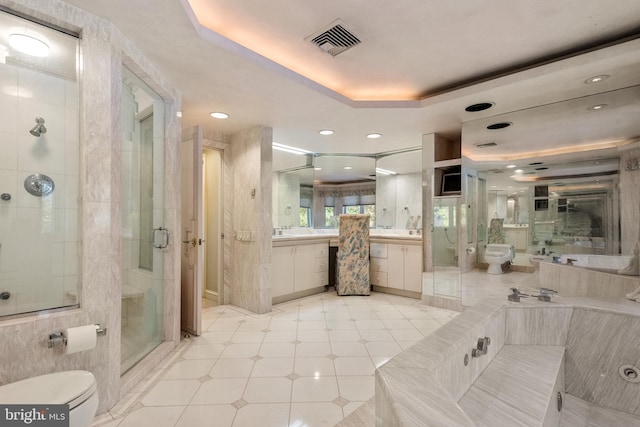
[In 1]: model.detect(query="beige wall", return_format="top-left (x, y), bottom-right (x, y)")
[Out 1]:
top-left (0, 0), bottom-right (181, 413)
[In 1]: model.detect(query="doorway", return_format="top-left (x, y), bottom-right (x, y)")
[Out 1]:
top-left (202, 149), bottom-right (223, 307)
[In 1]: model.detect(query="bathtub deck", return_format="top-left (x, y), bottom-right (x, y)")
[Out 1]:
top-left (459, 345), bottom-right (565, 426)
top-left (560, 392), bottom-right (640, 427)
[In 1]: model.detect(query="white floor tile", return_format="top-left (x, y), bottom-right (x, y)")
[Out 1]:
top-left (334, 357), bottom-right (376, 376)
top-left (209, 358), bottom-right (254, 378)
top-left (298, 320), bottom-right (327, 330)
top-left (292, 377), bottom-right (340, 402)
top-left (230, 330), bottom-right (265, 343)
top-left (259, 342), bottom-right (295, 357)
top-left (220, 343), bottom-right (261, 358)
top-left (252, 357), bottom-right (294, 377)
top-left (326, 320), bottom-right (357, 330)
top-left (295, 342), bottom-right (332, 357)
top-left (365, 341), bottom-right (402, 358)
top-left (328, 330), bottom-right (361, 342)
top-left (195, 330), bottom-right (234, 344)
top-left (331, 342), bottom-right (368, 357)
top-left (141, 379), bottom-right (200, 406)
top-left (115, 407), bottom-right (185, 427)
top-left (232, 403), bottom-right (290, 427)
top-left (263, 330), bottom-right (297, 342)
top-left (358, 329), bottom-right (394, 342)
top-left (190, 378), bottom-right (248, 405)
top-left (342, 401), bottom-right (367, 418)
top-left (162, 359), bottom-right (216, 380)
top-left (294, 357), bottom-right (336, 377)
top-left (337, 376), bottom-right (375, 402)
top-left (243, 377), bottom-right (293, 403)
top-left (174, 405), bottom-right (236, 427)
top-left (181, 344), bottom-right (226, 360)
top-left (290, 402), bottom-right (344, 427)
top-left (388, 328), bottom-right (423, 342)
top-left (354, 319), bottom-right (385, 330)
top-left (297, 329), bottom-right (329, 342)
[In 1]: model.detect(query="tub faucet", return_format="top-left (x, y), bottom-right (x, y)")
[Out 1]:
top-left (566, 258), bottom-right (577, 266)
top-left (537, 288), bottom-right (558, 302)
top-left (508, 288), bottom-right (528, 302)
top-left (472, 337), bottom-right (491, 357)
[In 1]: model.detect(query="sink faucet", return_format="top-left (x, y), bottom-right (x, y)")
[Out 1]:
top-left (472, 337), bottom-right (491, 357)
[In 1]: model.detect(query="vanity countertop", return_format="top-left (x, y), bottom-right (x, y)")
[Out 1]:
top-left (272, 232), bottom-right (422, 246)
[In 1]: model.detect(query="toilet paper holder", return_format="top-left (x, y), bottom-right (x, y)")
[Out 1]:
top-left (47, 324), bottom-right (107, 349)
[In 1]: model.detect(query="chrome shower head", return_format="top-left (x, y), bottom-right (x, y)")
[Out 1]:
top-left (29, 117), bottom-right (47, 137)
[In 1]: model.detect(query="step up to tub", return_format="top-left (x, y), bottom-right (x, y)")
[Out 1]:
top-left (459, 345), bottom-right (565, 427)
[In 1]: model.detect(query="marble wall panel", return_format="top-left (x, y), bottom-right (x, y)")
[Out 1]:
top-left (230, 126), bottom-right (272, 314)
top-left (620, 147), bottom-right (640, 255)
top-left (505, 306), bottom-right (573, 345)
top-left (565, 308), bottom-right (640, 416)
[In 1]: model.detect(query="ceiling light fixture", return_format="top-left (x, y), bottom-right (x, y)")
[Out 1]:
top-left (506, 164), bottom-right (517, 169)
top-left (343, 166), bottom-right (353, 170)
top-left (210, 112), bottom-right (229, 119)
top-left (319, 129), bottom-right (334, 135)
top-left (366, 133), bottom-right (382, 139)
top-left (465, 102), bottom-right (494, 112)
top-left (272, 142), bottom-right (313, 155)
top-left (9, 33), bottom-right (49, 57)
top-left (314, 167), bottom-right (322, 171)
top-left (589, 104), bottom-right (607, 110)
top-left (514, 169), bottom-right (523, 174)
top-left (584, 74), bottom-right (609, 84)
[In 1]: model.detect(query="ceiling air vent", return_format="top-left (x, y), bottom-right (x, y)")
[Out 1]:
top-left (306, 19), bottom-right (362, 57)
top-left (474, 142), bottom-right (498, 148)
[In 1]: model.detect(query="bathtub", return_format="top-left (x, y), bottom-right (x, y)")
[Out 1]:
top-left (376, 297), bottom-right (640, 426)
top-left (558, 254), bottom-right (638, 275)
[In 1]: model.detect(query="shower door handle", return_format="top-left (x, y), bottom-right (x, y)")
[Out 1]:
top-left (153, 227), bottom-right (170, 249)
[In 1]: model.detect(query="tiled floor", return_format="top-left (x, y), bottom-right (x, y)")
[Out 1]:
top-left (94, 291), bottom-right (459, 427)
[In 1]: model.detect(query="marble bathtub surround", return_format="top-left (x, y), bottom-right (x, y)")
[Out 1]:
top-left (539, 262), bottom-right (640, 299)
top-left (376, 296), bottom-right (640, 426)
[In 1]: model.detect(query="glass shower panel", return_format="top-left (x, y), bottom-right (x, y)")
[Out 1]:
top-left (121, 70), bottom-right (165, 373)
top-left (0, 11), bottom-right (80, 317)
top-left (433, 196), bottom-right (461, 298)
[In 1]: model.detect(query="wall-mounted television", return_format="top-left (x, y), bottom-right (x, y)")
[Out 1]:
top-left (441, 172), bottom-right (461, 195)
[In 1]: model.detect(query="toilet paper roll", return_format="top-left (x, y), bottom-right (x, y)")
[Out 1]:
top-left (466, 246), bottom-right (476, 254)
top-left (63, 325), bottom-right (97, 355)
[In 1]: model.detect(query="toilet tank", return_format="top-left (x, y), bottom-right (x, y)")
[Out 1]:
top-left (485, 244), bottom-right (515, 256)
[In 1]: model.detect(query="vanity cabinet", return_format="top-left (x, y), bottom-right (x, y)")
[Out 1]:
top-left (272, 241), bottom-right (328, 300)
top-left (370, 241), bottom-right (422, 293)
top-left (503, 227), bottom-right (529, 251)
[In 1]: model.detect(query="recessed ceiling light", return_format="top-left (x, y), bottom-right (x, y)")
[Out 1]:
top-left (9, 33), bottom-right (49, 57)
top-left (465, 102), bottom-right (494, 112)
top-left (210, 112), bottom-right (229, 119)
top-left (314, 167), bottom-right (322, 171)
top-left (319, 129), bottom-right (334, 135)
top-left (176, 111), bottom-right (182, 118)
top-left (486, 122), bottom-right (512, 130)
top-left (584, 74), bottom-right (609, 84)
top-left (366, 133), bottom-right (382, 139)
top-left (514, 169), bottom-right (523, 174)
top-left (589, 104), bottom-right (607, 110)
top-left (506, 164), bottom-right (517, 169)
top-left (343, 166), bottom-right (353, 170)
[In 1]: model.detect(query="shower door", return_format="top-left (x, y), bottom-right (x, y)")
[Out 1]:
top-left (120, 70), bottom-right (166, 373)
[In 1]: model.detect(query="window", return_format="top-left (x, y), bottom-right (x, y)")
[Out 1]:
top-left (324, 207), bottom-right (335, 227)
top-left (434, 205), bottom-right (456, 228)
top-left (300, 207), bottom-right (311, 227)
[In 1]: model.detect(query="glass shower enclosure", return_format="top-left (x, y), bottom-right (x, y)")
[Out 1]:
top-left (432, 196), bottom-right (461, 298)
top-left (120, 69), bottom-right (166, 373)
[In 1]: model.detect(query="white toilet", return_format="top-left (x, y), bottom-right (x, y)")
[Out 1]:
top-left (484, 244), bottom-right (516, 274)
top-left (0, 370), bottom-right (98, 427)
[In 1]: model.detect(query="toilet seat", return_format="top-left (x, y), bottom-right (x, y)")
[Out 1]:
top-left (0, 370), bottom-right (96, 409)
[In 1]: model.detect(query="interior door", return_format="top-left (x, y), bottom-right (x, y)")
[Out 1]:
top-left (180, 127), bottom-right (203, 335)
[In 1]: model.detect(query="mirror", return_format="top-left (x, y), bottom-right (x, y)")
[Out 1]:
top-left (376, 148), bottom-right (423, 230)
top-left (313, 155), bottom-right (376, 228)
top-left (456, 83), bottom-right (640, 306)
top-left (272, 149), bottom-right (314, 228)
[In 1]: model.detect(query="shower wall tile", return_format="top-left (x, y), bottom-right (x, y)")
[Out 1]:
top-left (565, 308), bottom-right (640, 416)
